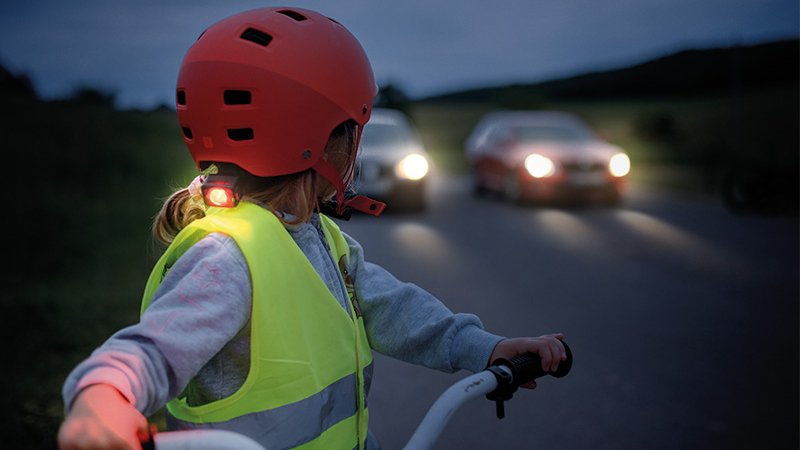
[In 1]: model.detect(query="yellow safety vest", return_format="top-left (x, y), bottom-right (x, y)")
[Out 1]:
top-left (141, 202), bottom-right (372, 450)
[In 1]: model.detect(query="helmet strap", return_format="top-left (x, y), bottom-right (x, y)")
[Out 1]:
top-left (311, 158), bottom-right (385, 218)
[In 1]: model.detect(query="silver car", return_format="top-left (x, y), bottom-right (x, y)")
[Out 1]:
top-left (465, 110), bottom-right (630, 204)
top-left (356, 108), bottom-right (431, 211)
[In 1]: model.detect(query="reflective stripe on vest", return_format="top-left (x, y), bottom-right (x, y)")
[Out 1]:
top-left (166, 363), bottom-right (375, 450)
top-left (141, 202), bottom-right (373, 450)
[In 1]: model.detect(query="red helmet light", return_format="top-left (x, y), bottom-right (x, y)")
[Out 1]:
top-left (201, 175), bottom-right (240, 208)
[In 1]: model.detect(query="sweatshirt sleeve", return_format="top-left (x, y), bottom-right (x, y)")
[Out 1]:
top-left (343, 232), bottom-right (505, 374)
top-left (62, 233), bottom-right (252, 417)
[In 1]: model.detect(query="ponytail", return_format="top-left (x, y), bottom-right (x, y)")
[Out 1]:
top-left (152, 187), bottom-right (207, 245)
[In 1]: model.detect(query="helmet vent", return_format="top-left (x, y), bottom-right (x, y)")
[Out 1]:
top-left (176, 90), bottom-right (186, 106)
top-left (182, 127), bottom-right (193, 140)
top-left (240, 28), bottom-right (272, 47)
top-left (224, 90), bottom-right (252, 105)
top-left (227, 128), bottom-right (254, 141)
top-left (277, 10), bottom-right (307, 21)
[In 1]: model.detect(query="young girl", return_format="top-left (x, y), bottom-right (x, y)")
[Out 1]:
top-left (58, 7), bottom-right (566, 450)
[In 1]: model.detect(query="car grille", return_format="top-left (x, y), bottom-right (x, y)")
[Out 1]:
top-left (355, 161), bottom-right (391, 181)
top-left (561, 162), bottom-right (605, 172)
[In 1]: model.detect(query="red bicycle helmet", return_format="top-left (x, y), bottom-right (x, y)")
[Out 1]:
top-left (176, 7), bottom-right (384, 216)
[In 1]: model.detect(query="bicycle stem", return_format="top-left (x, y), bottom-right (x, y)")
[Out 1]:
top-left (403, 368), bottom-right (507, 450)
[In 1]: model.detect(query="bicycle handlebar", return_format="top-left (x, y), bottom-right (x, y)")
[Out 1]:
top-left (494, 340), bottom-right (573, 384)
top-left (405, 341), bottom-right (573, 449)
top-left (485, 341), bottom-right (572, 420)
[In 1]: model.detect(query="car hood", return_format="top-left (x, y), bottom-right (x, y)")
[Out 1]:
top-left (359, 143), bottom-right (428, 165)
top-left (508, 140), bottom-right (623, 164)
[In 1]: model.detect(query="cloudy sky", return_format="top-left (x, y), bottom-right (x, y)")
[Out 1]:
top-left (1, 0), bottom-right (797, 109)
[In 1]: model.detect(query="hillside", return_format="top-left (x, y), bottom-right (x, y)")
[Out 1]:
top-left (423, 39), bottom-right (799, 103)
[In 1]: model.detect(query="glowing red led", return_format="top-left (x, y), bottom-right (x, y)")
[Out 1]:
top-left (204, 187), bottom-right (236, 207)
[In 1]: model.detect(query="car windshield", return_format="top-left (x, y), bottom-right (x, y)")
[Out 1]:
top-left (362, 123), bottom-right (410, 149)
top-left (513, 124), bottom-right (593, 142)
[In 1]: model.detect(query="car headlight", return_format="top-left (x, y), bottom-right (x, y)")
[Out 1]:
top-left (395, 153), bottom-right (429, 180)
top-left (609, 153), bottom-right (631, 177)
top-left (524, 154), bottom-right (556, 178)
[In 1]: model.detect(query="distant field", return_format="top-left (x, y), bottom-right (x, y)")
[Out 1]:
top-left (407, 85), bottom-right (799, 194)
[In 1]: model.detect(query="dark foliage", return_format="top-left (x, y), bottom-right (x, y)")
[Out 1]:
top-left (425, 39), bottom-right (799, 102)
top-left (0, 87), bottom-right (190, 449)
top-left (0, 64), bottom-right (36, 98)
top-left (375, 83), bottom-right (412, 115)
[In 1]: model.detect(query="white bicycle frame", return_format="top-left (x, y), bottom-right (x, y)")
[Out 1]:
top-left (151, 366), bottom-right (511, 450)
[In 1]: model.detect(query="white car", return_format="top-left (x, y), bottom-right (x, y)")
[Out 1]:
top-left (466, 110), bottom-right (630, 204)
top-left (356, 108), bottom-right (431, 211)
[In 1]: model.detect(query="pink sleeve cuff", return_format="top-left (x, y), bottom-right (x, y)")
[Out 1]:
top-left (75, 367), bottom-right (138, 406)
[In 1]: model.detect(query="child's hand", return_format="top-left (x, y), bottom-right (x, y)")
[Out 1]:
top-left (489, 333), bottom-right (566, 389)
top-left (58, 384), bottom-right (149, 450)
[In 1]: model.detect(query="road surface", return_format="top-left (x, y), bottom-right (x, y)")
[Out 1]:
top-left (340, 174), bottom-right (798, 450)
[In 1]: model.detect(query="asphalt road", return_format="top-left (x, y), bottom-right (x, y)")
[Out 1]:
top-left (338, 174), bottom-right (799, 450)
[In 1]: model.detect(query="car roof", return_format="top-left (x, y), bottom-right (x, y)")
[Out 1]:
top-left (369, 108), bottom-right (411, 126)
top-left (480, 110), bottom-right (587, 127)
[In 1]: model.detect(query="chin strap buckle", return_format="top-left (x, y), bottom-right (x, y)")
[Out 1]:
top-left (312, 158), bottom-right (386, 219)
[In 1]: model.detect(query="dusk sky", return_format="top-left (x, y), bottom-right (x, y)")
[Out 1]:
top-left (1, 0), bottom-right (797, 109)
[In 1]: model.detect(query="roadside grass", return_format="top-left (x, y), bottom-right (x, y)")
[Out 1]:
top-left (2, 93), bottom-right (194, 449)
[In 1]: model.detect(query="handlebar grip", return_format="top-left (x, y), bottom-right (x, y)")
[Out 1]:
top-left (497, 341), bottom-right (572, 386)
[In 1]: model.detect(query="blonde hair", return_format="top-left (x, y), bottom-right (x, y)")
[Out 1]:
top-left (153, 120), bottom-right (358, 245)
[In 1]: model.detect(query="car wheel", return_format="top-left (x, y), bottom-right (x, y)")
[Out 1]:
top-left (720, 165), bottom-right (773, 214)
top-left (469, 169), bottom-right (489, 197)
top-left (472, 177), bottom-right (488, 197)
top-left (390, 183), bottom-right (426, 212)
top-left (504, 171), bottom-right (524, 204)
top-left (603, 189), bottom-right (623, 207)
top-left (403, 192), bottom-right (426, 212)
